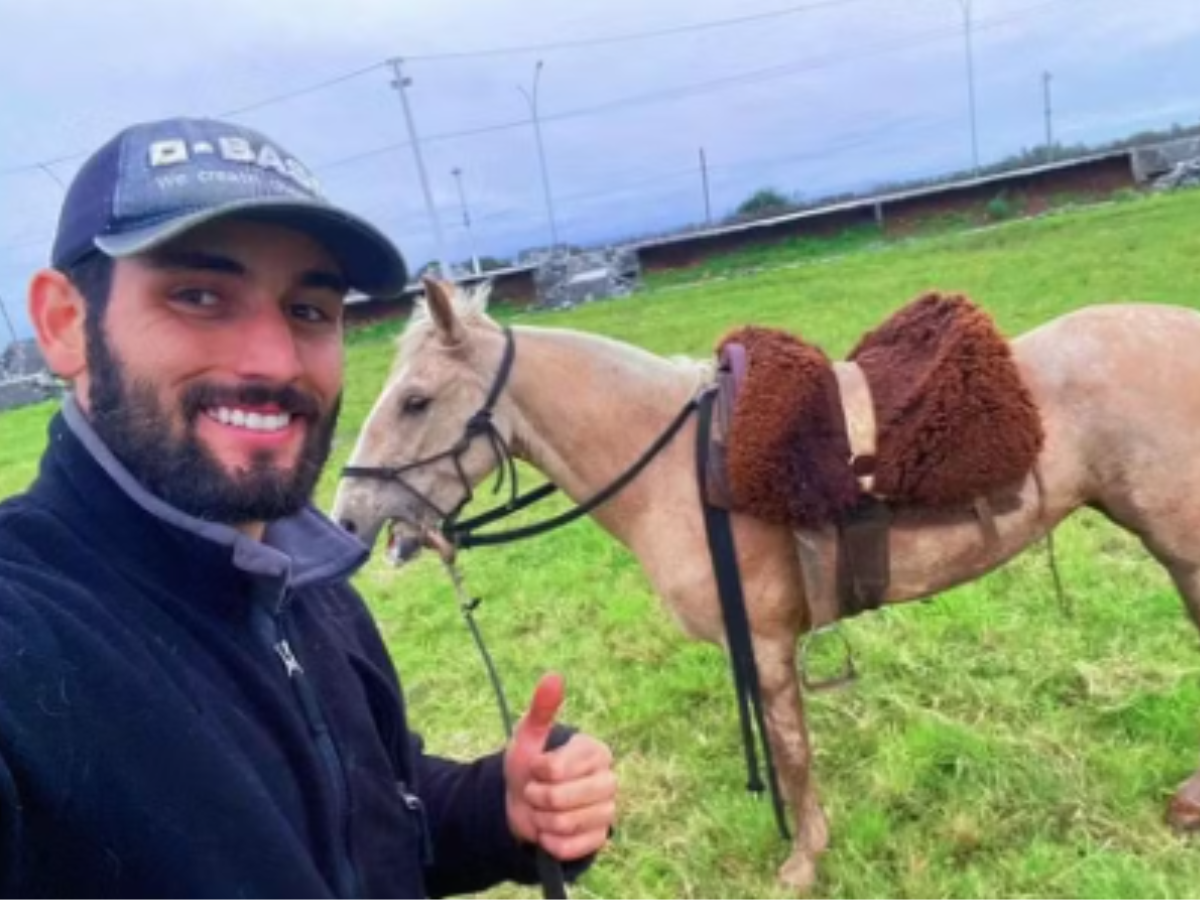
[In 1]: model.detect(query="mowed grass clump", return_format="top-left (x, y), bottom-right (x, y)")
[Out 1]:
top-left (3, 189), bottom-right (1200, 897)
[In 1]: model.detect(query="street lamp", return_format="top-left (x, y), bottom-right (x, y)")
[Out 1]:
top-left (451, 167), bottom-right (482, 276)
top-left (956, 0), bottom-right (981, 178)
top-left (517, 60), bottom-right (560, 250)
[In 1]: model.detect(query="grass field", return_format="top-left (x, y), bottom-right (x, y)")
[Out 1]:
top-left (4, 189), bottom-right (1200, 897)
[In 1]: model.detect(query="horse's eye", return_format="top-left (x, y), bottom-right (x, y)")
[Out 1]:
top-left (402, 395), bottom-right (431, 415)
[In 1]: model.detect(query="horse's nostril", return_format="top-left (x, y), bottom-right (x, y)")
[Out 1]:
top-left (339, 519), bottom-right (357, 534)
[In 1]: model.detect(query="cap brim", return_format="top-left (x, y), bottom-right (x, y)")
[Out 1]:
top-left (94, 198), bottom-right (409, 298)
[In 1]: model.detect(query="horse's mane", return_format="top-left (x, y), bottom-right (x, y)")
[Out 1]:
top-left (395, 281), bottom-right (713, 390)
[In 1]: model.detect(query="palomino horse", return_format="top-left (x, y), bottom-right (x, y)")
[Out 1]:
top-left (332, 280), bottom-right (1200, 891)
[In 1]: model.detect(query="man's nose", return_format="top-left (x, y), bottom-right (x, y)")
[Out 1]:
top-left (235, 306), bottom-right (304, 382)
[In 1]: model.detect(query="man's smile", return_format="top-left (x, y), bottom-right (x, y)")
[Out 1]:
top-left (202, 405), bottom-right (293, 433)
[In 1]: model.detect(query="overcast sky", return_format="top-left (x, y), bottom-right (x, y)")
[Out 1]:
top-left (2, 0), bottom-right (1199, 340)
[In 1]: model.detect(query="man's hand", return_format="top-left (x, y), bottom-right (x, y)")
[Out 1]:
top-left (504, 673), bottom-right (617, 862)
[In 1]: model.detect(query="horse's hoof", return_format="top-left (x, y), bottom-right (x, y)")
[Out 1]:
top-left (1167, 775), bottom-right (1200, 831)
top-left (777, 852), bottom-right (818, 894)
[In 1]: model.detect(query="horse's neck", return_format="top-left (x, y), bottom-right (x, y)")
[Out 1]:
top-left (504, 326), bottom-right (706, 544)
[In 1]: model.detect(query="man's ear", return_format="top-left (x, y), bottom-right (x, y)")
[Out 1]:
top-left (28, 268), bottom-right (88, 381)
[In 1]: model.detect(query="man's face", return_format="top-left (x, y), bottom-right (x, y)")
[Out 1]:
top-left (78, 218), bottom-right (348, 526)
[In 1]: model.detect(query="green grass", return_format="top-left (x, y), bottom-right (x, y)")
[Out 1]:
top-left (0, 401), bottom-right (54, 498)
top-left (5, 189), bottom-right (1200, 897)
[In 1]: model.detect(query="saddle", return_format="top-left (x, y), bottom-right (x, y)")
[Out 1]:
top-left (704, 291), bottom-right (1045, 620)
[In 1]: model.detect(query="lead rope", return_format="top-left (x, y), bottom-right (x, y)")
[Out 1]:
top-left (436, 548), bottom-right (569, 900)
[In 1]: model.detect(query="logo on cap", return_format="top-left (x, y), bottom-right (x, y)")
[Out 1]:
top-left (146, 134), bottom-right (322, 196)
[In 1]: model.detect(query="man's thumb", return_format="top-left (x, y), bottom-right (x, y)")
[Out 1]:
top-left (513, 672), bottom-right (565, 751)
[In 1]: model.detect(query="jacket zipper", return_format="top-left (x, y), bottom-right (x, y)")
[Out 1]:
top-left (264, 607), bottom-right (360, 899)
top-left (397, 782), bottom-right (434, 866)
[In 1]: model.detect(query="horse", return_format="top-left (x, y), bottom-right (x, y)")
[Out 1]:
top-left (331, 279), bottom-right (1200, 891)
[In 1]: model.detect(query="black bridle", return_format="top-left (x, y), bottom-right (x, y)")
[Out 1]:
top-left (340, 325), bottom-right (702, 550)
top-left (341, 325), bottom-right (523, 529)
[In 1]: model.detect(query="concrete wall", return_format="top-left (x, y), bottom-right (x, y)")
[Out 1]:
top-left (344, 150), bottom-right (1139, 329)
top-left (635, 151), bottom-right (1136, 272)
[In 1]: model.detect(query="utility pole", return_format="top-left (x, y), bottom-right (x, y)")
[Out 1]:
top-left (517, 60), bottom-right (560, 250)
top-left (699, 147), bottom-right (712, 227)
top-left (0, 295), bottom-right (19, 350)
top-left (451, 167), bottom-right (481, 276)
top-left (956, 0), bottom-right (980, 177)
top-left (1042, 70), bottom-right (1055, 161)
top-left (386, 57), bottom-right (453, 281)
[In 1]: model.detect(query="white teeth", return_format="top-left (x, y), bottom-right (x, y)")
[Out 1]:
top-left (205, 407), bottom-right (292, 432)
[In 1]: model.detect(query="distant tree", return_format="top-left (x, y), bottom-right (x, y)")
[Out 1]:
top-left (734, 187), bottom-right (793, 219)
top-left (478, 256), bottom-right (512, 272)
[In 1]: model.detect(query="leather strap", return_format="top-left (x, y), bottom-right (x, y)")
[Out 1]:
top-left (832, 361), bottom-right (881, 496)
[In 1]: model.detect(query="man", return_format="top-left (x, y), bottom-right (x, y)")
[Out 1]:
top-left (0, 117), bottom-right (617, 897)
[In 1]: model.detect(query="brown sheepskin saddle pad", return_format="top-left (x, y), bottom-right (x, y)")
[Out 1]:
top-left (710, 292), bottom-right (1044, 529)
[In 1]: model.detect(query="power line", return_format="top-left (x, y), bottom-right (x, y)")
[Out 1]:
top-left (544, 0), bottom-right (1077, 122)
top-left (314, 0), bottom-right (1074, 175)
top-left (0, 63), bottom-right (390, 179)
top-left (0, 150), bottom-right (87, 178)
top-left (0, 0), bottom-right (1086, 182)
top-left (403, 0), bottom-right (879, 61)
top-left (217, 61), bottom-right (387, 118)
top-left (0, 0), bottom-right (1081, 260)
top-left (0, 0), bottom-right (874, 178)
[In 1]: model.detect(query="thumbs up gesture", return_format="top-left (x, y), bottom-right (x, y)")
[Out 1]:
top-left (504, 673), bottom-right (618, 862)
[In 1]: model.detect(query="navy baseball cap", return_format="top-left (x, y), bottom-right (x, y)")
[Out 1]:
top-left (52, 117), bottom-right (408, 297)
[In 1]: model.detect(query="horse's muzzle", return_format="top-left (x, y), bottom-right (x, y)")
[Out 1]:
top-left (387, 529), bottom-right (426, 566)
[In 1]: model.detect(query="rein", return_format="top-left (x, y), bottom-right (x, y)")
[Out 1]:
top-left (437, 552), bottom-right (568, 900)
top-left (342, 326), bottom-right (794, 857)
top-left (450, 395), bottom-right (700, 548)
top-left (341, 326), bottom-right (703, 550)
top-left (694, 387), bottom-right (792, 842)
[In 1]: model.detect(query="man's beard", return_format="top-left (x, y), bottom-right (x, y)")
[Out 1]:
top-left (84, 315), bottom-right (340, 524)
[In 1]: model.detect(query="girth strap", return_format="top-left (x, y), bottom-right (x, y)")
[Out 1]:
top-left (695, 388), bottom-right (791, 842)
top-left (836, 497), bottom-right (893, 618)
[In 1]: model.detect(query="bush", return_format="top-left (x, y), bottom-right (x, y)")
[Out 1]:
top-left (734, 187), bottom-right (793, 219)
top-left (985, 189), bottom-right (1019, 221)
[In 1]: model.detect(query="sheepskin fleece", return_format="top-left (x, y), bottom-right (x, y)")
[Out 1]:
top-left (714, 292), bottom-right (1044, 527)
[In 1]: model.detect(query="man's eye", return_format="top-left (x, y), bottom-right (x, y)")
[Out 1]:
top-left (170, 288), bottom-right (220, 307)
top-left (290, 303), bottom-right (337, 324)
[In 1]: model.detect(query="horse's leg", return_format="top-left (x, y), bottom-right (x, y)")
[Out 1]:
top-left (756, 637), bottom-right (828, 891)
top-left (1153, 559), bottom-right (1200, 829)
top-left (1090, 498), bottom-right (1200, 829)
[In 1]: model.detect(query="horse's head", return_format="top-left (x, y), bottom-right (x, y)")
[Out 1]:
top-left (332, 278), bottom-right (512, 564)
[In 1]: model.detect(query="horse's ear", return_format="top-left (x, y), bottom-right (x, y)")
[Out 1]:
top-left (421, 277), bottom-right (464, 346)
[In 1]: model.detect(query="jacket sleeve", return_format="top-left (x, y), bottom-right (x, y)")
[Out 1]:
top-left (413, 734), bottom-right (596, 899)
top-left (415, 746), bottom-right (540, 897)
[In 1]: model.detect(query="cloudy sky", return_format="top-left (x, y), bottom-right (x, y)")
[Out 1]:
top-left (2, 0), bottom-right (1198, 340)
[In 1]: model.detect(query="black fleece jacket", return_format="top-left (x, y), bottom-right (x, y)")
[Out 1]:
top-left (0, 400), bottom-right (551, 898)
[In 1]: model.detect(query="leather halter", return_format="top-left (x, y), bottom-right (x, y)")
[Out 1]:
top-left (341, 326), bottom-right (521, 527)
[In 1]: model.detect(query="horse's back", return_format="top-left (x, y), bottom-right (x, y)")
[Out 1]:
top-left (1016, 301), bottom-right (1200, 546)
top-left (1016, 301), bottom-right (1200, 417)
